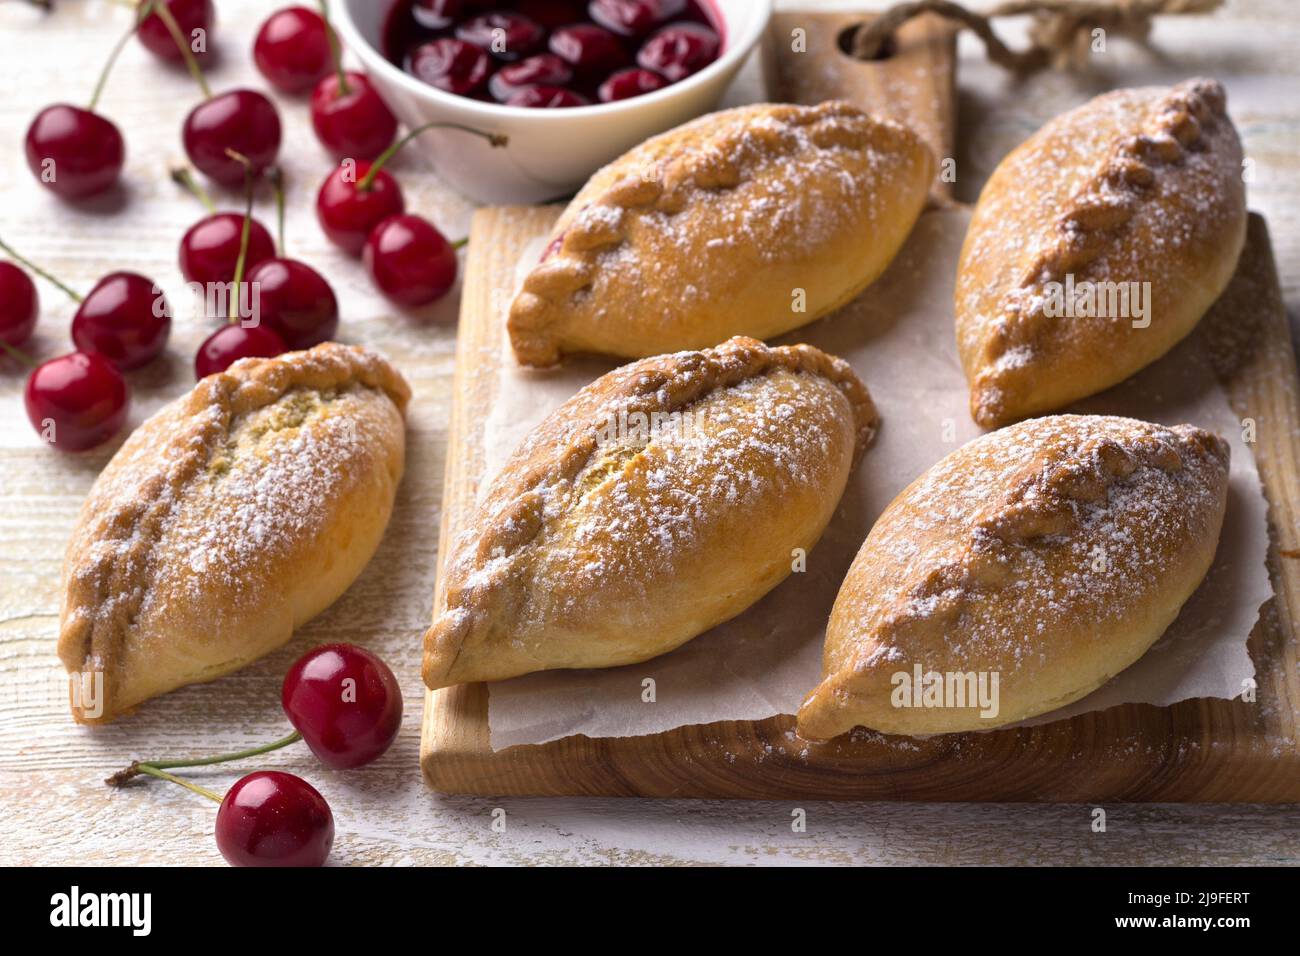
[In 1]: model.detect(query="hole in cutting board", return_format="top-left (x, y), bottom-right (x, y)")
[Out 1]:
top-left (837, 24), bottom-right (897, 61)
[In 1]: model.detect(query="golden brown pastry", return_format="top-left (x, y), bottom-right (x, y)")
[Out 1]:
top-left (956, 78), bottom-right (1246, 427)
top-left (424, 336), bottom-right (878, 689)
top-left (508, 101), bottom-right (934, 366)
top-left (58, 343), bottom-right (410, 723)
top-left (798, 415), bottom-right (1228, 739)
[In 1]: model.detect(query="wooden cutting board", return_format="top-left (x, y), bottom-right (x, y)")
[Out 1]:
top-left (420, 13), bottom-right (1300, 800)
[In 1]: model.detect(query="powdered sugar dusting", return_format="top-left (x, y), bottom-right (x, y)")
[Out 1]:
top-left (830, 414), bottom-right (1229, 677)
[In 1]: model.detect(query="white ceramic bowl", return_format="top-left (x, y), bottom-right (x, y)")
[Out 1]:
top-left (335, 0), bottom-right (772, 204)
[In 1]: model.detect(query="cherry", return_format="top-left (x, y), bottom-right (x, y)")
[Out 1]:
top-left (281, 644), bottom-right (403, 770)
top-left (488, 53), bottom-right (573, 102)
top-left (409, 38), bottom-right (493, 96)
top-left (184, 90), bottom-right (283, 185)
top-left (310, 72), bottom-right (398, 161)
top-left (516, 0), bottom-right (586, 28)
top-left (254, 6), bottom-right (333, 95)
top-left (507, 86), bottom-right (590, 108)
top-left (456, 12), bottom-right (545, 62)
top-left (22, 8), bottom-right (143, 201)
top-left (25, 106), bottom-right (125, 201)
top-left (245, 259), bottom-right (339, 349)
top-left (180, 213), bottom-right (276, 286)
top-left (414, 0), bottom-right (468, 30)
top-left (638, 22), bottom-right (719, 82)
top-left (314, 120), bottom-right (502, 256)
top-left (71, 273), bottom-right (171, 371)
top-left (137, 0), bottom-right (215, 63)
top-left (316, 161), bottom-right (405, 257)
top-left (589, 0), bottom-right (686, 37)
top-left (549, 24), bottom-right (628, 79)
top-left (24, 352), bottom-right (129, 453)
top-left (0, 263), bottom-right (39, 349)
top-left (194, 324), bottom-right (287, 378)
top-left (364, 214), bottom-right (459, 307)
top-left (215, 771), bottom-right (334, 868)
top-left (599, 67), bottom-right (668, 102)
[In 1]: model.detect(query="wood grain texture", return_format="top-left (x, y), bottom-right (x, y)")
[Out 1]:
top-left (3, 0), bottom-right (1300, 866)
top-left (421, 208), bottom-right (1300, 801)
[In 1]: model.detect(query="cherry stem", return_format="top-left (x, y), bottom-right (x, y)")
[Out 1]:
top-left (90, 0), bottom-right (153, 112)
top-left (130, 764), bottom-right (223, 803)
top-left (226, 150), bottom-right (255, 324)
top-left (152, 0), bottom-right (211, 99)
top-left (452, 237), bottom-right (468, 250)
top-left (357, 121), bottom-right (508, 191)
top-left (110, 731), bottom-right (304, 784)
top-left (0, 236), bottom-right (83, 303)
top-left (269, 167), bottom-right (287, 258)
top-left (169, 166), bottom-right (216, 213)
top-left (318, 0), bottom-right (351, 97)
top-left (0, 339), bottom-right (38, 369)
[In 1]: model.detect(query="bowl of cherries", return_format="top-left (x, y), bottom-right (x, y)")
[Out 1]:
top-left (333, 0), bottom-right (772, 204)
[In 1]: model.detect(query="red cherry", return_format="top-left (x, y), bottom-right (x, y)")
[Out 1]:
top-left (364, 214), bottom-right (458, 307)
top-left (488, 53), bottom-right (574, 102)
top-left (180, 213), bottom-right (276, 286)
top-left (253, 6), bottom-right (333, 95)
top-left (244, 258), bottom-right (339, 349)
top-left (24, 105), bottom-right (125, 200)
top-left (599, 67), bottom-right (668, 102)
top-left (138, 0), bottom-right (216, 63)
top-left (637, 22), bottom-right (719, 82)
top-left (310, 72), bottom-right (399, 161)
top-left (409, 38), bottom-right (493, 97)
top-left (71, 273), bottom-right (171, 371)
top-left (589, 0), bottom-right (686, 37)
top-left (281, 644), bottom-right (404, 770)
top-left (183, 90), bottom-right (282, 185)
top-left (24, 352), bottom-right (129, 452)
top-left (549, 24), bottom-right (628, 79)
top-left (194, 324), bottom-right (287, 378)
top-left (0, 263), bottom-right (39, 349)
top-left (215, 771), bottom-right (333, 868)
top-left (506, 85), bottom-right (591, 108)
top-left (413, 0), bottom-right (468, 30)
top-left (456, 12), bottom-right (545, 62)
top-left (316, 162), bottom-right (406, 257)
top-left (518, 0), bottom-right (586, 29)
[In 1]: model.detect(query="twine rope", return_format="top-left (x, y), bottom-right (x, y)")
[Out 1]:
top-left (850, 0), bottom-right (1224, 72)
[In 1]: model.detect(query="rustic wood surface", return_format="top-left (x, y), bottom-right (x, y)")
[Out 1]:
top-left (1, 0), bottom-right (1298, 865)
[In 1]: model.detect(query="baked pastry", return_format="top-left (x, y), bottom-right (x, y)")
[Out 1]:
top-left (58, 343), bottom-right (410, 723)
top-left (797, 415), bottom-right (1229, 739)
top-left (424, 336), bottom-right (878, 688)
top-left (508, 101), bottom-right (934, 366)
top-left (956, 78), bottom-right (1246, 427)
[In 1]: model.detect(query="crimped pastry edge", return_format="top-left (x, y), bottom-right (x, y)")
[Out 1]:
top-left (960, 77), bottom-right (1245, 427)
top-left (423, 335), bottom-right (879, 689)
top-left (58, 342), bottom-right (411, 722)
top-left (508, 100), bottom-right (928, 367)
top-left (797, 414), bottom-right (1230, 740)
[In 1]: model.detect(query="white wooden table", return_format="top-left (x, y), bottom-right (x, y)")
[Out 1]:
top-left (1, 0), bottom-right (1297, 866)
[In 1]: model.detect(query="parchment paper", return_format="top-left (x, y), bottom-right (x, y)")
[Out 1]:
top-left (481, 208), bottom-right (1272, 749)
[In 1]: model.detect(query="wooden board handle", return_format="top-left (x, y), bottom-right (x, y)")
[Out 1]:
top-left (763, 11), bottom-right (958, 196)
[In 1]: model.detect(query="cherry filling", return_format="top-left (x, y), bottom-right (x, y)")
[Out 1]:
top-left (387, 0), bottom-right (722, 108)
